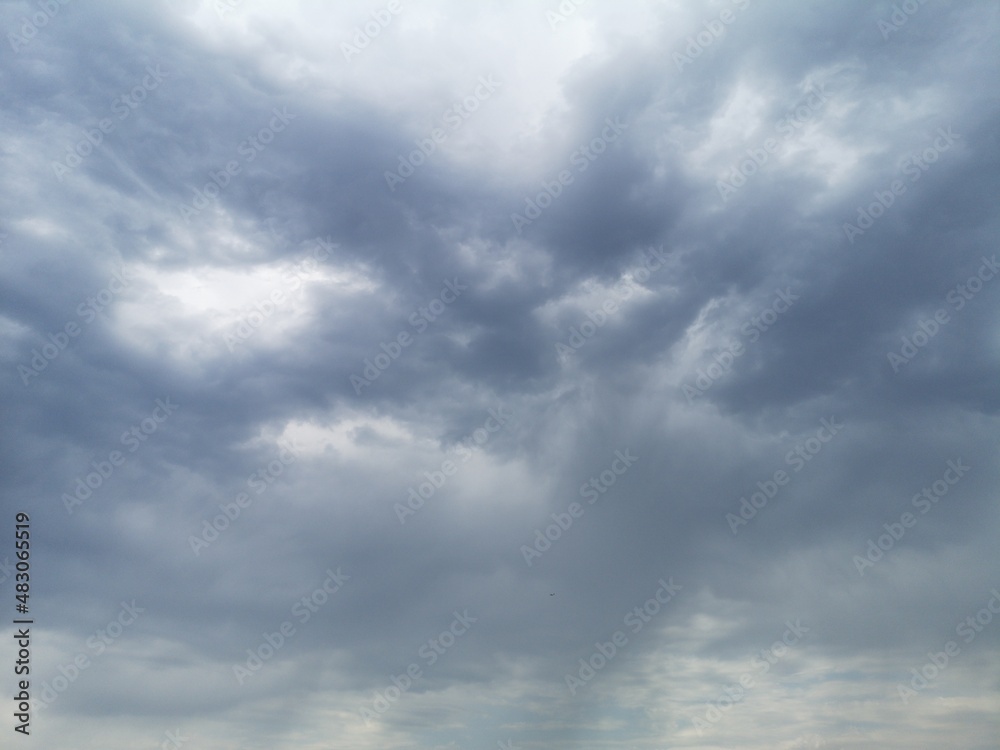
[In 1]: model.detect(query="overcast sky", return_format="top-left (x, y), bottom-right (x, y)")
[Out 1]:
top-left (2, 0), bottom-right (999, 748)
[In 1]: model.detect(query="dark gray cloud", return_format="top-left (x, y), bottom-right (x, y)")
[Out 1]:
top-left (2, 0), bottom-right (999, 748)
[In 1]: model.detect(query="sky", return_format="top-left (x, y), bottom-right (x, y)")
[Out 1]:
top-left (1, 0), bottom-right (999, 748)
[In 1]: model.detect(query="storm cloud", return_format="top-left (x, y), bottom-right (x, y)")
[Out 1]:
top-left (1, 0), bottom-right (999, 748)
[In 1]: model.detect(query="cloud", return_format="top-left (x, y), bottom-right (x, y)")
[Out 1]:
top-left (2, 0), bottom-right (999, 747)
